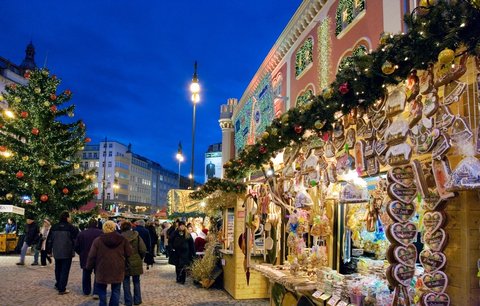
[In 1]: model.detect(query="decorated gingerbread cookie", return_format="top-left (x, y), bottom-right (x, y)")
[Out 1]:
top-left (432, 134), bottom-right (451, 160)
top-left (409, 95), bottom-right (423, 128)
top-left (386, 87), bottom-right (407, 117)
top-left (385, 119), bottom-right (409, 145)
top-left (387, 244), bottom-right (417, 267)
top-left (387, 222), bottom-right (418, 246)
top-left (424, 229), bottom-right (448, 252)
top-left (434, 105), bottom-right (455, 130)
top-left (386, 143), bottom-right (412, 166)
top-left (450, 116), bottom-right (473, 145)
top-left (387, 201), bottom-right (416, 223)
top-left (423, 211), bottom-right (446, 234)
top-left (432, 158), bottom-right (455, 199)
top-left (424, 92), bottom-right (440, 118)
top-left (420, 249), bottom-right (447, 273)
top-left (388, 183), bottom-right (417, 204)
top-left (422, 292), bottom-right (450, 306)
top-left (443, 80), bottom-right (466, 105)
top-left (419, 64), bottom-right (435, 95)
top-left (366, 157), bottom-right (379, 176)
top-left (354, 140), bottom-right (365, 172)
top-left (422, 271), bottom-right (448, 294)
top-left (410, 118), bottom-right (440, 155)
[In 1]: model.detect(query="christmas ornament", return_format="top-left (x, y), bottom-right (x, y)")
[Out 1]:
top-left (294, 125), bottom-right (303, 134)
top-left (0, 95), bottom-right (3, 101)
top-left (50, 105), bottom-right (57, 112)
top-left (68, 111), bottom-right (74, 117)
top-left (382, 61), bottom-right (396, 75)
top-left (79, 146), bottom-right (85, 150)
top-left (84, 137), bottom-right (91, 143)
top-left (322, 87), bottom-right (333, 99)
top-left (322, 132), bottom-right (330, 142)
top-left (16, 171), bottom-right (24, 179)
top-left (470, 0), bottom-right (480, 9)
top-left (380, 32), bottom-right (390, 45)
top-left (62, 188), bottom-right (69, 195)
top-left (93, 188), bottom-right (99, 195)
top-left (20, 111), bottom-right (28, 118)
top-left (52, 75), bottom-right (57, 80)
top-left (339, 83), bottom-right (350, 95)
top-left (315, 120), bottom-right (325, 129)
top-left (34, 87), bottom-right (41, 94)
top-left (281, 113), bottom-right (289, 124)
top-left (40, 194), bottom-right (49, 202)
top-left (261, 132), bottom-right (269, 139)
top-left (73, 163), bottom-right (80, 170)
top-left (438, 48), bottom-right (455, 64)
top-left (79, 121), bottom-right (85, 128)
top-left (420, 0), bottom-right (436, 7)
top-left (64, 89), bottom-right (72, 96)
top-left (259, 146), bottom-right (267, 154)
top-left (31, 128), bottom-right (39, 135)
top-left (50, 179), bottom-right (57, 185)
top-left (271, 128), bottom-right (278, 136)
top-left (22, 156), bottom-right (29, 161)
top-left (6, 193), bottom-right (13, 200)
top-left (41, 69), bottom-right (49, 76)
top-left (50, 93), bottom-right (57, 101)
top-left (38, 159), bottom-right (46, 166)
top-left (14, 96), bottom-right (21, 103)
top-left (43, 101), bottom-right (50, 107)
top-left (24, 71), bottom-right (31, 79)
top-left (0, 146), bottom-right (6, 152)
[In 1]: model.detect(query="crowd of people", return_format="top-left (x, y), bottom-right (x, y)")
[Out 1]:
top-left (6, 213), bottom-right (211, 306)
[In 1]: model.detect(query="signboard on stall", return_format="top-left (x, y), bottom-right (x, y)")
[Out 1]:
top-left (0, 205), bottom-right (25, 215)
top-left (205, 151), bottom-right (222, 182)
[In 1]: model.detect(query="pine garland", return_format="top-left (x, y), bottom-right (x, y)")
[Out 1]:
top-left (224, 0), bottom-right (480, 180)
top-left (189, 177), bottom-right (246, 200)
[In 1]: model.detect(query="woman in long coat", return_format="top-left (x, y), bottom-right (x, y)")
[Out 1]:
top-left (170, 220), bottom-right (195, 284)
top-left (121, 221), bottom-right (146, 306)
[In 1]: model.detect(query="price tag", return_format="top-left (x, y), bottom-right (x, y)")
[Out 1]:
top-left (312, 291), bottom-right (324, 299)
top-left (327, 295), bottom-right (340, 306)
top-left (319, 293), bottom-right (331, 301)
top-left (337, 301), bottom-right (348, 306)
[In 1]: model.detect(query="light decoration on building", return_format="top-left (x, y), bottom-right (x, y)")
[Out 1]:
top-left (335, 0), bottom-right (366, 36)
top-left (318, 17), bottom-right (331, 90)
top-left (295, 37), bottom-right (314, 77)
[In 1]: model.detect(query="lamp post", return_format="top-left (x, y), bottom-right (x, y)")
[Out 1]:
top-left (176, 142), bottom-right (184, 188)
top-left (189, 61), bottom-right (200, 189)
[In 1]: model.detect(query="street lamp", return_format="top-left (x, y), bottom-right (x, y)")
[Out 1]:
top-left (189, 61), bottom-right (200, 189)
top-left (176, 142), bottom-right (184, 188)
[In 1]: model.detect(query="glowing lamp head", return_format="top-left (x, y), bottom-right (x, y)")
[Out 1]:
top-left (190, 82), bottom-right (200, 94)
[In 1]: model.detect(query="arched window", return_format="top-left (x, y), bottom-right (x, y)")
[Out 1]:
top-left (295, 37), bottom-right (314, 78)
top-left (338, 44), bottom-right (367, 72)
top-left (335, 0), bottom-right (366, 36)
top-left (296, 88), bottom-right (314, 108)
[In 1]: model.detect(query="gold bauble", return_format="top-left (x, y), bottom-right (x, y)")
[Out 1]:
top-left (470, 0), bottom-right (480, 9)
top-left (22, 156), bottom-right (29, 161)
top-left (0, 95), bottom-right (3, 101)
top-left (420, 0), bottom-right (436, 7)
top-left (34, 87), bottom-right (41, 94)
top-left (314, 120), bottom-right (325, 130)
top-left (43, 101), bottom-right (50, 107)
top-left (38, 159), bottom-right (46, 166)
top-left (271, 128), bottom-right (278, 136)
top-left (438, 48), bottom-right (455, 64)
top-left (322, 88), bottom-right (333, 99)
top-left (50, 179), bottom-right (57, 185)
top-left (79, 146), bottom-right (85, 150)
top-left (14, 97), bottom-right (21, 103)
top-left (381, 61), bottom-right (396, 75)
top-left (379, 32), bottom-right (390, 45)
top-left (262, 132), bottom-right (269, 139)
top-left (73, 163), bottom-right (80, 170)
top-left (6, 193), bottom-right (13, 200)
top-left (281, 113), bottom-right (289, 124)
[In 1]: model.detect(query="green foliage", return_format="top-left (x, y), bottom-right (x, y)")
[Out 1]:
top-left (224, 0), bottom-right (480, 180)
top-left (168, 211), bottom-right (206, 220)
top-left (0, 69), bottom-right (95, 221)
top-left (189, 177), bottom-right (246, 200)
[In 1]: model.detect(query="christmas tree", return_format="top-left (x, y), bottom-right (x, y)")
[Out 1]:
top-left (0, 69), bottom-right (95, 220)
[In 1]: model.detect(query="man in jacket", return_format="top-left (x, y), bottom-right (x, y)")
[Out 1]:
top-left (75, 218), bottom-right (102, 296)
top-left (87, 220), bottom-right (132, 306)
top-left (133, 220), bottom-right (151, 255)
top-left (46, 211), bottom-right (79, 295)
top-left (16, 214), bottom-right (39, 266)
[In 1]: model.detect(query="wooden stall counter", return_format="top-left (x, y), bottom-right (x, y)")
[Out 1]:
top-left (0, 234), bottom-right (18, 253)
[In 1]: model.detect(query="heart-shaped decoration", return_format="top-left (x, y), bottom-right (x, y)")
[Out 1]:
top-left (387, 222), bottom-right (417, 246)
top-left (422, 271), bottom-right (448, 293)
top-left (388, 183), bottom-right (417, 204)
top-left (393, 244), bottom-right (417, 267)
top-left (422, 192), bottom-right (446, 211)
top-left (424, 229), bottom-right (448, 252)
top-left (388, 165), bottom-right (415, 187)
top-left (422, 292), bottom-right (450, 306)
top-left (420, 249), bottom-right (447, 273)
top-left (387, 201), bottom-right (416, 223)
top-left (391, 263), bottom-right (415, 286)
top-left (423, 211), bottom-right (446, 234)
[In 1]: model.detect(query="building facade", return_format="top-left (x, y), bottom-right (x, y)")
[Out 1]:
top-left (81, 140), bottom-right (187, 213)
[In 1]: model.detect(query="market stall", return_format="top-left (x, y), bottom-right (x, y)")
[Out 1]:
top-left (0, 204), bottom-right (23, 253)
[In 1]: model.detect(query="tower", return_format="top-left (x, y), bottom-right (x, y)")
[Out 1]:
top-left (219, 98), bottom-right (237, 177)
top-left (19, 41), bottom-right (37, 72)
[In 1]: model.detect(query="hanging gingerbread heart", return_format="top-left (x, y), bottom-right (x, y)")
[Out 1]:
top-left (387, 201), bottom-right (416, 223)
top-left (422, 292), bottom-right (450, 306)
top-left (423, 211), bottom-right (446, 234)
top-left (388, 165), bottom-right (415, 188)
top-left (422, 271), bottom-right (448, 294)
top-left (420, 249), bottom-right (447, 273)
top-left (392, 244), bottom-right (417, 267)
top-left (424, 229), bottom-right (448, 252)
top-left (387, 222), bottom-right (417, 246)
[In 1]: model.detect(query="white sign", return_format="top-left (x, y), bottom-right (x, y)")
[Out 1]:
top-left (0, 205), bottom-right (25, 215)
top-left (205, 151), bottom-right (222, 182)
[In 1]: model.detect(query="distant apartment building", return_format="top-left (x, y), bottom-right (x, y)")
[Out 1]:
top-left (81, 140), bottom-right (195, 213)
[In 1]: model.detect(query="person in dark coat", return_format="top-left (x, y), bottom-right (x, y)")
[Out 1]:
top-left (121, 221), bottom-right (146, 306)
top-left (87, 220), bottom-right (132, 306)
top-left (170, 220), bottom-right (195, 284)
top-left (46, 211), bottom-right (79, 295)
top-left (5, 218), bottom-right (17, 234)
top-left (133, 220), bottom-right (151, 253)
top-left (75, 218), bottom-right (103, 296)
top-left (145, 221), bottom-right (158, 255)
top-left (16, 214), bottom-right (39, 265)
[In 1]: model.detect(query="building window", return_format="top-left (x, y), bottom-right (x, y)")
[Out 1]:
top-left (103, 151), bottom-right (106, 157)
top-left (295, 37), bottom-right (314, 78)
top-left (338, 45), bottom-right (368, 72)
top-left (107, 193), bottom-right (111, 199)
top-left (94, 153), bottom-right (98, 158)
top-left (296, 89), bottom-right (314, 108)
top-left (335, 0), bottom-right (366, 36)
top-left (95, 161), bottom-right (99, 167)
top-left (108, 161), bottom-right (112, 167)
top-left (108, 151), bottom-right (112, 157)
top-left (88, 152), bottom-right (92, 158)
top-left (83, 153), bottom-right (87, 158)
top-left (109, 143), bottom-right (113, 148)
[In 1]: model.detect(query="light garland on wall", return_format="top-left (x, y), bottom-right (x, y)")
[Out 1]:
top-left (318, 17), bottom-right (331, 90)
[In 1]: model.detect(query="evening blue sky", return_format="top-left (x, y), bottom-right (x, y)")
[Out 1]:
top-left (1, 0), bottom-right (301, 179)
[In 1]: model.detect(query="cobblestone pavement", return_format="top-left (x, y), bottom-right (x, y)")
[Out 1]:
top-left (0, 254), bottom-right (268, 306)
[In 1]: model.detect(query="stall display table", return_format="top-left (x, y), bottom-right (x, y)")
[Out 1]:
top-left (0, 234), bottom-right (18, 253)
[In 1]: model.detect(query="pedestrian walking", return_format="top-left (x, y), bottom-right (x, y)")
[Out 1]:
top-left (86, 220), bottom-right (132, 306)
top-left (121, 221), bottom-right (146, 306)
top-left (39, 219), bottom-right (52, 266)
top-left (75, 218), bottom-right (103, 297)
top-left (46, 211), bottom-right (79, 295)
top-left (146, 221), bottom-right (157, 255)
top-left (162, 222), bottom-right (171, 256)
top-left (16, 214), bottom-right (40, 266)
top-left (170, 220), bottom-right (195, 284)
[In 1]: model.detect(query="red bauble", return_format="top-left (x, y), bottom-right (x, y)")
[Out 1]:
top-left (40, 194), bottom-right (49, 202)
top-left (64, 89), bottom-right (72, 96)
top-left (294, 125), bottom-right (303, 134)
top-left (16, 171), bottom-right (24, 179)
top-left (339, 82), bottom-right (350, 95)
top-left (322, 132), bottom-right (330, 142)
top-left (31, 128), bottom-right (39, 135)
top-left (20, 111), bottom-right (29, 118)
top-left (24, 71), bottom-right (31, 79)
top-left (259, 146), bottom-right (267, 154)
top-left (50, 94), bottom-right (57, 101)
top-left (62, 187), bottom-right (69, 195)
top-left (93, 188), bottom-right (99, 195)
top-left (84, 137), bottom-right (92, 143)
top-left (50, 105), bottom-right (57, 112)
top-left (0, 146), bottom-right (6, 152)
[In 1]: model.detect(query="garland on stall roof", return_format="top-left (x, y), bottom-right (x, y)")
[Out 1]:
top-left (224, 0), bottom-right (480, 180)
top-left (189, 177), bottom-right (247, 200)
top-left (168, 211), bottom-right (206, 220)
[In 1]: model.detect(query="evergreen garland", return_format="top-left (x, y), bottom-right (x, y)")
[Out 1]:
top-left (224, 0), bottom-right (480, 180)
top-left (189, 177), bottom-right (246, 200)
